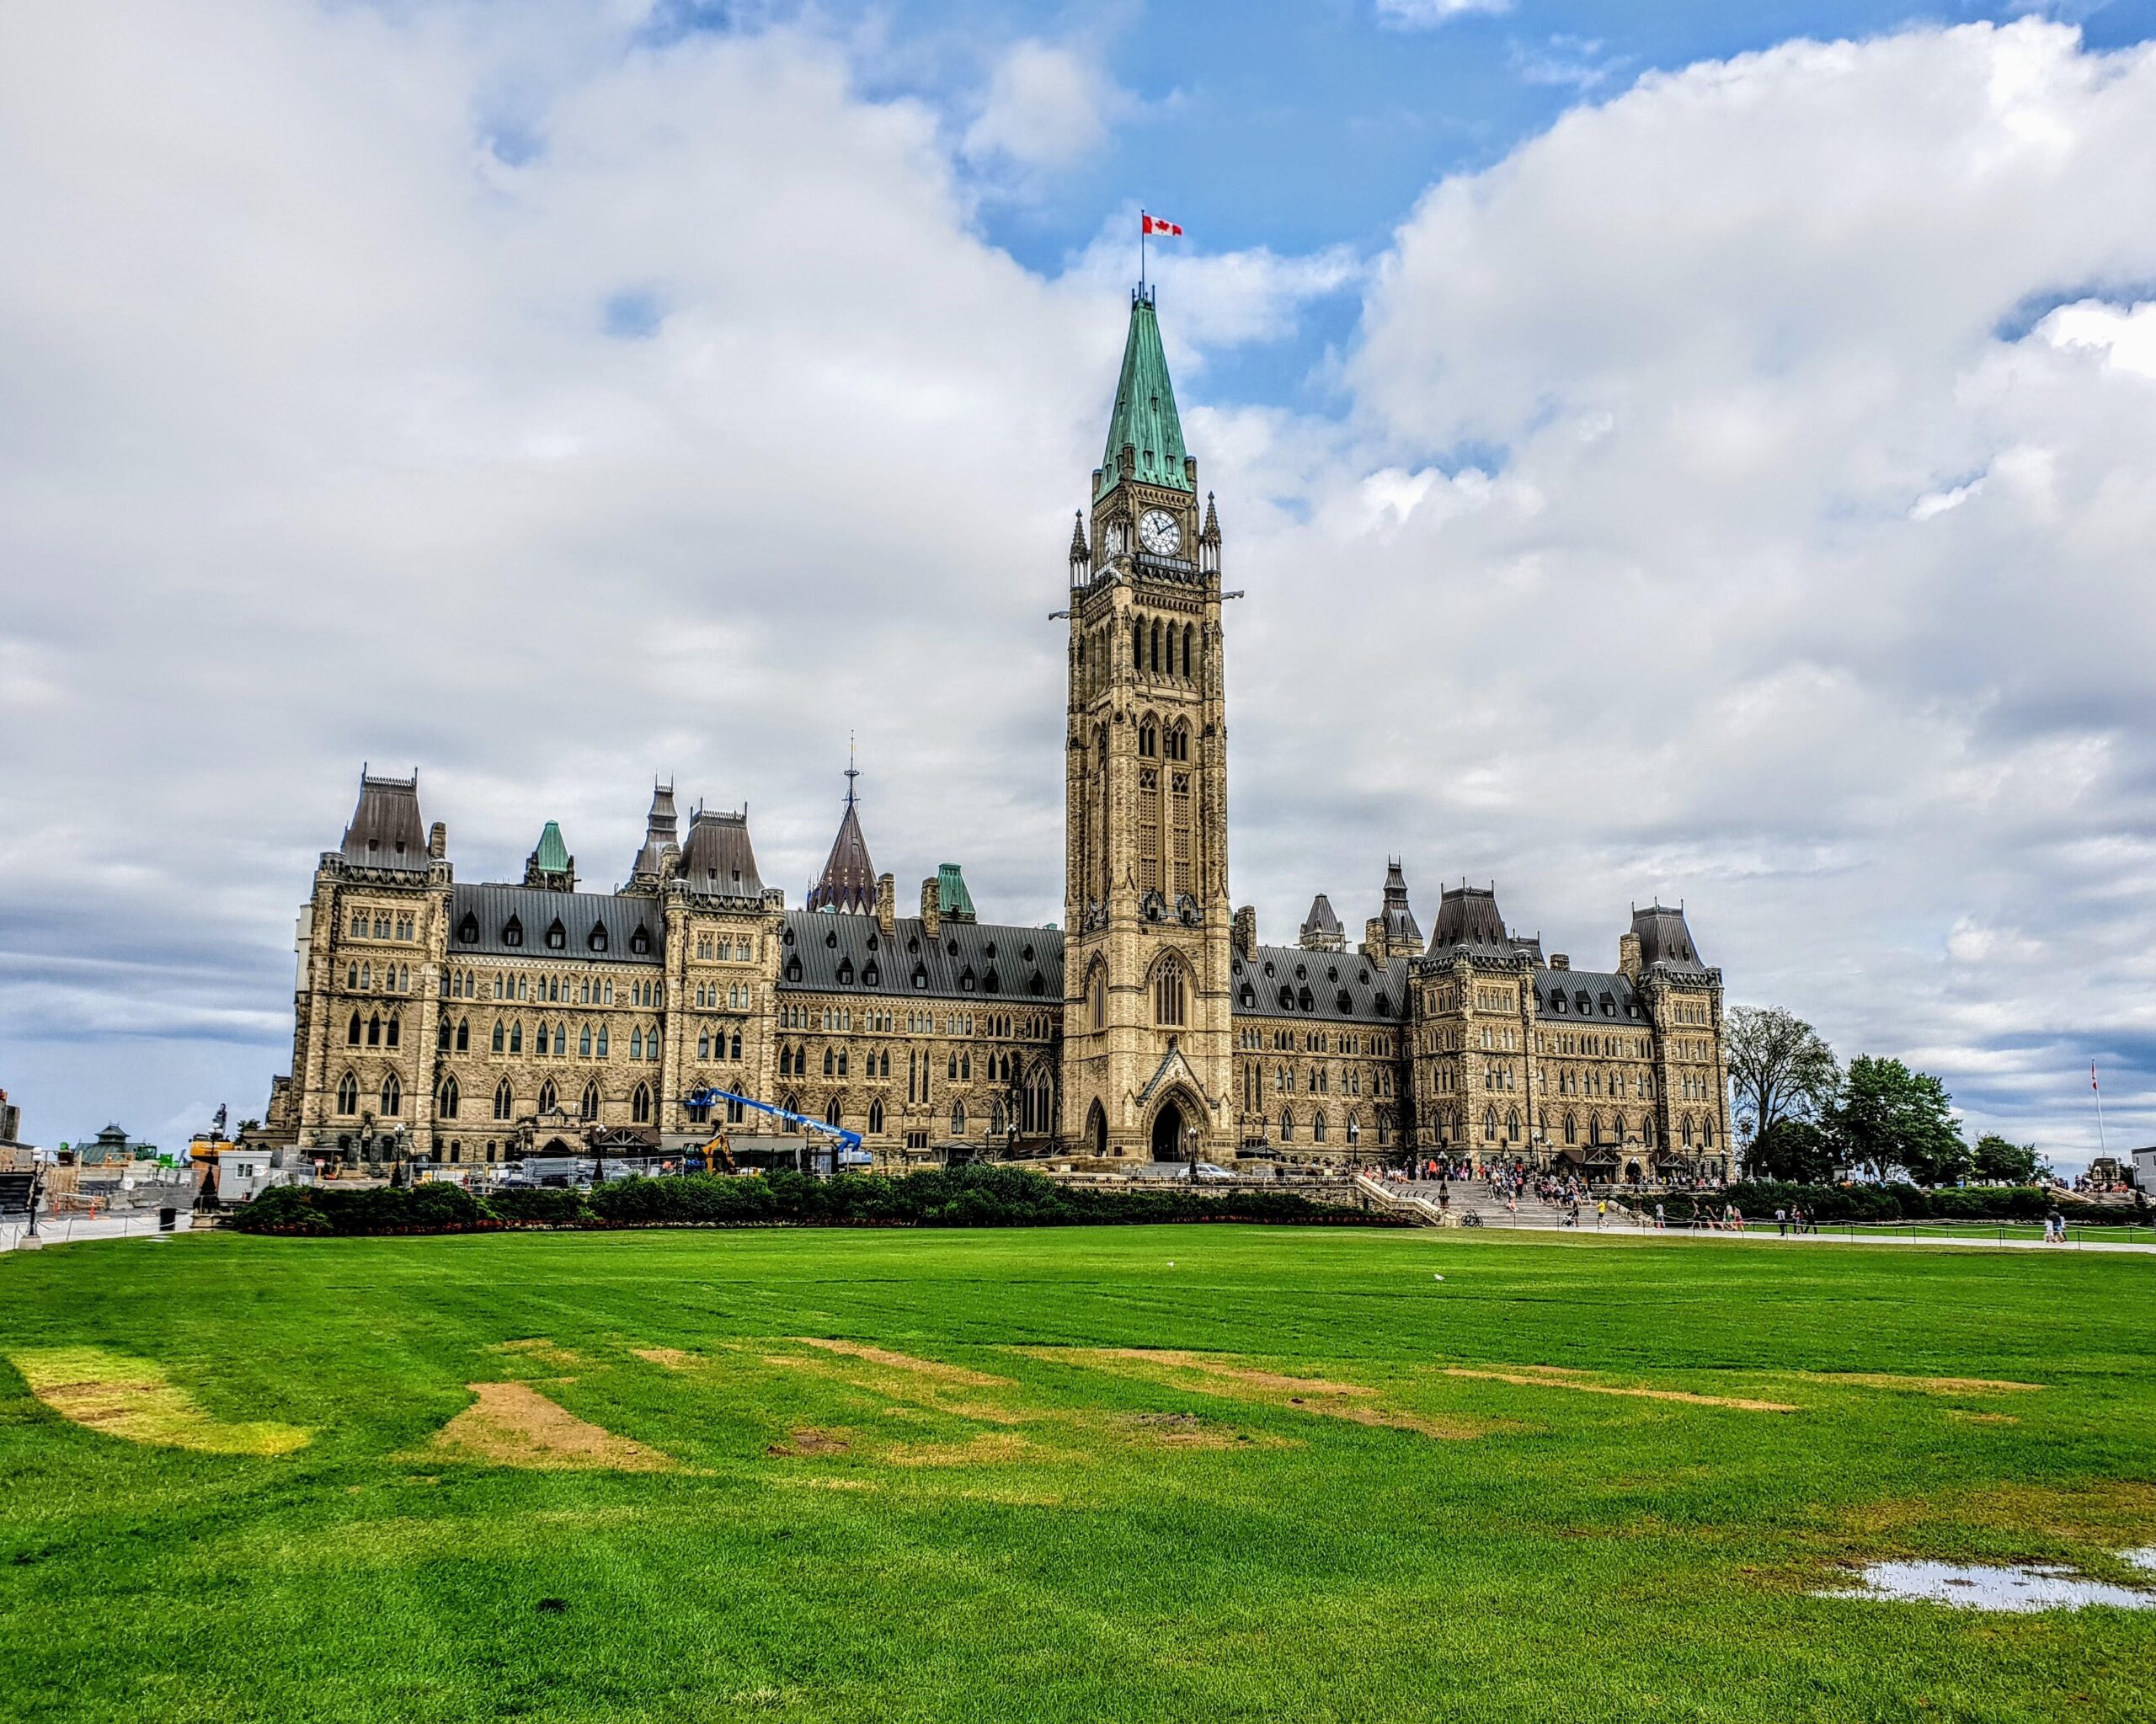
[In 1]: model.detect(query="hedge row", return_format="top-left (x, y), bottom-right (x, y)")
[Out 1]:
top-left (230, 1164), bottom-right (1408, 1237)
top-left (1623, 1181), bottom-right (2150, 1225)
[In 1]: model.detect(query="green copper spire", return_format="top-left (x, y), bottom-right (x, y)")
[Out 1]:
top-left (532, 821), bottom-right (570, 874)
top-left (1096, 289), bottom-right (1192, 502)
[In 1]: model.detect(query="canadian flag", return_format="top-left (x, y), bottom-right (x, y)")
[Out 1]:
top-left (1142, 213), bottom-right (1183, 237)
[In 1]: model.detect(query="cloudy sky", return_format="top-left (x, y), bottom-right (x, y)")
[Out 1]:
top-left (5, 0), bottom-right (2154, 1167)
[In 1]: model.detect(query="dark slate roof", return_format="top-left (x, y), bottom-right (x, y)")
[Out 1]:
top-left (448, 884), bottom-right (664, 965)
top-left (1425, 885), bottom-right (1513, 960)
top-left (341, 773), bottom-right (427, 872)
top-left (807, 795), bottom-right (877, 914)
top-left (1633, 904), bottom-right (1710, 974)
top-left (779, 913), bottom-right (1061, 1003)
top-left (1511, 934), bottom-right (1546, 963)
top-left (679, 809), bottom-right (763, 900)
top-left (1532, 967), bottom-right (1646, 1022)
top-left (1233, 944), bottom-right (1410, 1024)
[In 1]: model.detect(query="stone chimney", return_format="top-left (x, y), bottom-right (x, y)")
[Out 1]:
top-left (1232, 905), bottom-right (1257, 960)
top-left (875, 873), bottom-right (896, 937)
top-left (1364, 917), bottom-right (1388, 963)
top-left (1618, 932), bottom-right (1642, 979)
top-left (1550, 953), bottom-right (1570, 972)
top-left (428, 822), bottom-right (446, 861)
top-left (919, 877), bottom-right (940, 940)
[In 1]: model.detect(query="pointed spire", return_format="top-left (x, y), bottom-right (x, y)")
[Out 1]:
top-left (1201, 492), bottom-right (1220, 542)
top-left (1069, 511), bottom-right (1089, 561)
top-left (525, 821), bottom-right (575, 892)
top-left (1299, 893), bottom-right (1344, 952)
top-left (1381, 858), bottom-right (1422, 949)
top-left (1097, 289), bottom-right (1193, 503)
top-left (807, 758), bottom-right (878, 914)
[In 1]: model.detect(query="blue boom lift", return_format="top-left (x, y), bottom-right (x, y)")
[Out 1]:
top-left (680, 1087), bottom-right (867, 1175)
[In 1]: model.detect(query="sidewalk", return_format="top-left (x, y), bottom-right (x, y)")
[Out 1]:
top-left (0, 1212), bottom-right (200, 1253)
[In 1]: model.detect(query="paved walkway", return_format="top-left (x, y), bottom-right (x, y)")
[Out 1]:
top-left (1366, 1180), bottom-right (2156, 1254)
top-left (0, 1213), bottom-right (200, 1253)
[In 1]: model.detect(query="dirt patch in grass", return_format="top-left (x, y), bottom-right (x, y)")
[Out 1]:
top-left (11, 1347), bottom-right (309, 1455)
top-left (885, 1432), bottom-right (1043, 1467)
top-left (1030, 1348), bottom-right (1492, 1441)
top-left (1949, 1411), bottom-right (2021, 1425)
top-left (1807, 1372), bottom-right (2045, 1396)
top-left (766, 1427), bottom-right (851, 1457)
top-left (490, 1338), bottom-right (584, 1370)
top-left (632, 1348), bottom-right (703, 1370)
top-left (759, 1350), bottom-right (1030, 1424)
top-left (792, 1338), bottom-right (1012, 1387)
top-left (1113, 1411), bottom-right (1245, 1449)
top-left (1441, 1364), bottom-right (1796, 1413)
top-left (430, 1382), bottom-right (673, 1471)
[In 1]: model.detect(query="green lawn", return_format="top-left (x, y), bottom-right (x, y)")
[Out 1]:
top-left (4, 1225), bottom-right (2155, 1722)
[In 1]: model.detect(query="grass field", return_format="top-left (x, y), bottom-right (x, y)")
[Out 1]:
top-left (4, 1225), bottom-right (2155, 1722)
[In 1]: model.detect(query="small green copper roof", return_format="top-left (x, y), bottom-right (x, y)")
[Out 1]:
top-left (1096, 290), bottom-right (1192, 501)
top-left (937, 862), bottom-right (976, 919)
top-left (533, 821), bottom-right (570, 873)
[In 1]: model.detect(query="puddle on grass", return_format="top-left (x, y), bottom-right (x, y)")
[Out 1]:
top-left (1827, 1561), bottom-right (2156, 1612)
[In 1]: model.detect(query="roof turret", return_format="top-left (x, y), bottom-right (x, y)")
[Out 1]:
top-left (1426, 883), bottom-right (1510, 959)
top-left (1381, 858), bottom-right (1422, 949)
top-left (629, 782), bottom-right (679, 883)
top-left (1299, 893), bottom-right (1345, 951)
top-left (807, 759), bottom-right (878, 915)
top-left (679, 808), bottom-right (762, 901)
top-left (524, 821), bottom-right (574, 892)
top-left (1097, 287), bottom-right (1192, 502)
top-left (340, 771), bottom-right (427, 872)
top-left (937, 862), bottom-right (976, 922)
top-left (1631, 903), bottom-right (1709, 973)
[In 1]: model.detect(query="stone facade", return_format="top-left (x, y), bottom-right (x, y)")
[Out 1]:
top-left (264, 291), bottom-right (1732, 1183)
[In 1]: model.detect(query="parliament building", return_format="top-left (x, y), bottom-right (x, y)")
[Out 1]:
top-left (264, 291), bottom-right (1734, 1182)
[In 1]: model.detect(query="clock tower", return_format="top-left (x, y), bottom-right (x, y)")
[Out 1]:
top-left (1060, 287), bottom-right (1234, 1161)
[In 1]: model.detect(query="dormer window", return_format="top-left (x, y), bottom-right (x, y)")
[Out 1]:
top-left (502, 916), bottom-right (523, 947)
top-left (588, 924), bottom-right (609, 953)
top-left (545, 920), bottom-right (566, 950)
top-left (629, 925), bottom-right (651, 955)
top-left (457, 914), bottom-right (478, 945)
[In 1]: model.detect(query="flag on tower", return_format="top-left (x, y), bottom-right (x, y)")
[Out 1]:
top-left (1142, 212), bottom-right (1183, 236)
top-left (2093, 1060), bottom-right (2100, 1091)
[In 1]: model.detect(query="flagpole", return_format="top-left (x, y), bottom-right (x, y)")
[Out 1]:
top-left (2094, 1060), bottom-right (2109, 1161)
top-left (1139, 210), bottom-right (1146, 291)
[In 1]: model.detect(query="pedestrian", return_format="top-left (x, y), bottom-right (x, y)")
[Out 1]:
top-left (1596, 1199), bottom-right (1607, 1230)
top-left (1654, 1201), bottom-right (1665, 1230)
top-left (1775, 1207), bottom-right (1787, 1237)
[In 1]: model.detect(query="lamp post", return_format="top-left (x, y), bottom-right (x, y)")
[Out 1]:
top-left (1186, 1123), bottom-right (1199, 1185)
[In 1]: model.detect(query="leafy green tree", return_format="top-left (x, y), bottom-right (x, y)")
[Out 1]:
top-left (1970, 1133), bottom-right (2044, 1186)
top-left (1829, 1056), bottom-right (1968, 1185)
top-left (1726, 1006), bottom-right (1842, 1145)
top-left (1743, 1118), bottom-right (1840, 1183)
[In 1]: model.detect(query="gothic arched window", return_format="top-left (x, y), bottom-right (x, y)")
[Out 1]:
top-left (951, 1099), bottom-right (967, 1134)
top-left (1182, 623), bottom-right (1195, 678)
top-left (494, 1079), bottom-right (514, 1121)
top-left (439, 1076), bottom-right (460, 1120)
top-left (867, 1097), bottom-right (885, 1134)
top-left (580, 1081), bottom-right (599, 1122)
top-left (456, 1017), bottom-right (470, 1053)
top-left (537, 1079), bottom-right (558, 1114)
top-left (632, 1082), bottom-right (652, 1124)
top-left (335, 1071), bottom-right (359, 1116)
top-left (1154, 959), bottom-right (1187, 1027)
top-left (380, 1074), bottom-right (402, 1117)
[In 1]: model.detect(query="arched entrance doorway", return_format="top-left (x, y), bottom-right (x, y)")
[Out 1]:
top-left (1150, 1095), bottom-right (1189, 1164)
top-left (1085, 1100), bottom-right (1107, 1159)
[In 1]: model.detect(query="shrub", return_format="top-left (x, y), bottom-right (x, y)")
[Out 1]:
top-left (488, 1187), bottom-right (590, 1225)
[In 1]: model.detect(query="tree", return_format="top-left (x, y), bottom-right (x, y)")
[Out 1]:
top-left (1829, 1056), bottom-right (1968, 1186)
top-left (1971, 1133), bottom-right (2044, 1187)
top-left (1743, 1118), bottom-right (1840, 1184)
top-left (1726, 1006), bottom-right (1841, 1145)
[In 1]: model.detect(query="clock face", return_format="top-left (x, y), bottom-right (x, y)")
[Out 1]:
top-left (1137, 509), bottom-right (1182, 556)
